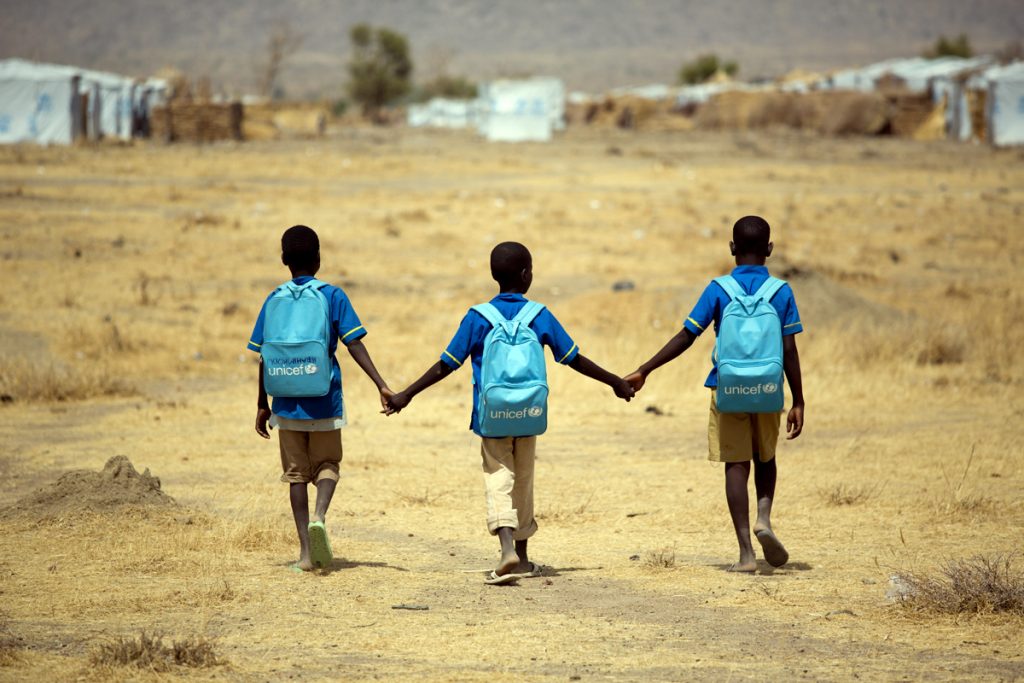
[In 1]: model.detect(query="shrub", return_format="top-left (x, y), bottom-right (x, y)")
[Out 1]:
top-left (347, 24), bottom-right (413, 117)
top-left (894, 555), bottom-right (1024, 616)
top-left (91, 632), bottom-right (222, 670)
top-left (679, 54), bottom-right (738, 85)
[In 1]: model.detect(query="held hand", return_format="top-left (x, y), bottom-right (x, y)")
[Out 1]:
top-left (382, 391), bottom-right (412, 416)
top-left (379, 386), bottom-right (395, 412)
top-left (612, 377), bottom-right (635, 402)
top-left (786, 403), bottom-right (804, 440)
top-left (255, 407), bottom-right (272, 439)
top-left (624, 370), bottom-right (646, 393)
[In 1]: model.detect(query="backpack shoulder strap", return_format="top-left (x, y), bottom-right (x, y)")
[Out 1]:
top-left (753, 276), bottom-right (786, 302)
top-left (470, 303), bottom-right (506, 329)
top-left (512, 301), bottom-right (546, 327)
top-left (713, 275), bottom-right (746, 301)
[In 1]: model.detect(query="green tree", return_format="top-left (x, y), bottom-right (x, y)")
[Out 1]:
top-left (347, 24), bottom-right (413, 116)
top-left (678, 54), bottom-right (738, 85)
top-left (924, 34), bottom-right (974, 59)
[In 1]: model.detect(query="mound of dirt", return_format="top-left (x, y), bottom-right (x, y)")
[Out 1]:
top-left (4, 456), bottom-right (175, 519)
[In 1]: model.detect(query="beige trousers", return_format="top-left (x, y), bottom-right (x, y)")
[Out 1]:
top-left (480, 436), bottom-right (538, 541)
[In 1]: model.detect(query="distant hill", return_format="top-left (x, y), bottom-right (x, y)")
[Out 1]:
top-left (2, 0), bottom-right (1021, 97)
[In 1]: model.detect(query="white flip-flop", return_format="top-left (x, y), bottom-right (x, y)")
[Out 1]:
top-left (484, 570), bottom-right (518, 585)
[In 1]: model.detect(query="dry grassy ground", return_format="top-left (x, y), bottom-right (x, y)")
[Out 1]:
top-left (0, 127), bottom-right (1022, 681)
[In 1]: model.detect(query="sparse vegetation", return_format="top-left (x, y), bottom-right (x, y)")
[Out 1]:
top-left (644, 547), bottom-right (677, 569)
top-left (537, 492), bottom-right (595, 523)
top-left (417, 74), bottom-right (478, 101)
top-left (0, 357), bottom-right (133, 402)
top-left (347, 24), bottom-right (413, 117)
top-left (894, 555), bottom-right (1024, 616)
top-left (678, 53), bottom-right (738, 85)
top-left (822, 483), bottom-right (880, 506)
top-left (396, 488), bottom-right (449, 506)
top-left (90, 632), bottom-right (222, 670)
top-left (924, 34), bottom-right (973, 59)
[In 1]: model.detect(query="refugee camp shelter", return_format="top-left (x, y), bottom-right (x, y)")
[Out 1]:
top-left (407, 98), bottom-right (479, 129)
top-left (477, 78), bottom-right (564, 142)
top-left (0, 59), bottom-right (83, 145)
top-left (986, 62), bottom-right (1024, 147)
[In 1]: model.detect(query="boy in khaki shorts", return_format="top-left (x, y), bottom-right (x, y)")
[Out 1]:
top-left (626, 216), bottom-right (805, 572)
top-left (248, 225), bottom-right (393, 571)
top-left (384, 242), bottom-right (634, 584)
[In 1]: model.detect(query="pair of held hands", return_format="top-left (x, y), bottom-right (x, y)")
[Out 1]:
top-left (258, 371), bottom-right (801, 440)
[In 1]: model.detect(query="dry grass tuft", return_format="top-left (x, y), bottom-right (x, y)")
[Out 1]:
top-left (643, 547), bottom-right (677, 570)
top-left (822, 483), bottom-right (880, 506)
top-left (90, 631), bottom-right (222, 671)
top-left (0, 357), bottom-right (133, 403)
top-left (894, 555), bottom-right (1024, 616)
top-left (396, 489), bottom-right (449, 507)
top-left (935, 445), bottom-right (994, 519)
top-left (536, 492), bottom-right (596, 524)
top-left (229, 518), bottom-right (293, 551)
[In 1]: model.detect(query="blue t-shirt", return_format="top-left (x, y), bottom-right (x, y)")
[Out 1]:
top-left (247, 276), bottom-right (367, 420)
top-left (441, 293), bottom-right (579, 435)
top-left (683, 265), bottom-right (803, 388)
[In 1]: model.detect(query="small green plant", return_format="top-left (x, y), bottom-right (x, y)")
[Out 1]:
top-left (678, 54), bottom-right (738, 85)
top-left (924, 34), bottom-right (973, 59)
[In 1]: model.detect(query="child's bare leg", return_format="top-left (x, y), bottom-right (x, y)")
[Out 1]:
top-left (724, 461), bottom-right (756, 572)
top-left (289, 483), bottom-right (313, 570)
top-left (312, 478), bottom-right (337, 524)
top-left (752, 457), bottom-right (776, 533)
top-left (495, 527), bottom-right (520, 576)
top-left (514, 539), bottom-right (530, 573)
top-left (752, 456), bottom-right (788, 567)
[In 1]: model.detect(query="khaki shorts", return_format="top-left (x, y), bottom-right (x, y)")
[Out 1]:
top-left (708, 389), bottom-right (781, 463)
top-left (480, 436), bottom-right (538, 541)
top-left (278, 429), bottom-right (342, 484)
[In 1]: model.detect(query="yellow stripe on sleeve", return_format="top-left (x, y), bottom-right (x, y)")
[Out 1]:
top-left (558, 344), bottom-right (578, 364)
top-left (341, 325), bottom-right (365, 340)
top-left (687, 317), bottom-right (705, 331)
top-left (249, 341), bottom-right (261, 348)
top-left (443, 350), bottom-right (463, 367)
top-left (784, 321), bottom-right (802, 329)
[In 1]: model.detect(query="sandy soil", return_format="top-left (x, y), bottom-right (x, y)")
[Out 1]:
top-left (0, 127), bottom-right (1022, 681)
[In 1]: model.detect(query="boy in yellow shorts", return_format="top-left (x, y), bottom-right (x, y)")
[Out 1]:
top-left (626, 216), bottom-right (804, 572)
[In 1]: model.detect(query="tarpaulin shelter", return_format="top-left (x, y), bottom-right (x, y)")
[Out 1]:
top-left (477, 78), bottom-right (564, 142)
top-left (0, 59), bottom-right (83, 145)
top-left (985, 62), bottom-right (1024, 147)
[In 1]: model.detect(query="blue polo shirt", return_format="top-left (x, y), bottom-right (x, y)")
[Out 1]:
top-left (247, 276), bottom-right (367, 420)
top-left (441, 293), bottom-right (579, 435)
top-left (683, 265), bottom-right (803, 388)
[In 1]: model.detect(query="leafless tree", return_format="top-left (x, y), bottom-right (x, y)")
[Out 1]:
top-left (260, 21), bottom-right (303, 99)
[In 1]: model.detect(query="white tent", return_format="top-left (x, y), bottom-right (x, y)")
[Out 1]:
top-left (407, 98), bottom-right (480, 129)
top-left (477, 78), bottom-right (564, 142)
top-left (986, 62), bottom-right (1024, 147)
top-left (0, 59), bottom-right (82, 145)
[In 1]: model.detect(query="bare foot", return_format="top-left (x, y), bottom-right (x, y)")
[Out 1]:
top-left (754, 527), bottom-right (789, 568)
top-left (727, 559), bottom-right (757, 573)
top-left (495, 550), bottom-right (520, 576)
top-left (293, 557), bottom-right (314, 571)
top-left (511, 560), bottom-right (536, 574)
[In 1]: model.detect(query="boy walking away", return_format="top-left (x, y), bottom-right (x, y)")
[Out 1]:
top-left (384, 242), bottom-right (635, 584)
top-left (248, 225), bottom-right (393, 571)
top-left (625, 216), bottom-right (804, 573)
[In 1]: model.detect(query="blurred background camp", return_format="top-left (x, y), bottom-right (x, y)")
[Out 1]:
top-left (1, 2), bottom-right (1023, 681)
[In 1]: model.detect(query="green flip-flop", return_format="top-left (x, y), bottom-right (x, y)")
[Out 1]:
top-left (308, 521), bottom-right (333, 569)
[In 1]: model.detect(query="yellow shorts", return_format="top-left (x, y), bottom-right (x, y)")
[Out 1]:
top-left (707, 389), bottom-right (781, 463)
top-left (278, 429), bottom-right (342, 484)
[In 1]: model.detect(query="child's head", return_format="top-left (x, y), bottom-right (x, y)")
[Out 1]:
top-left (281, 225), bottom-right (320, 275)
top-left (490, 241), bottom-right (533, 293)
top-left (730, 215), bottom-right (773, 263)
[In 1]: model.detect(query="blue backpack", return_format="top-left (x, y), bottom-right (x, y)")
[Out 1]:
top-left (713, 275), bottom-right (786, 414)
top-left (470, 301), bottom-right (549, 438)
top-left (261, 279), bottom-right (333, 398)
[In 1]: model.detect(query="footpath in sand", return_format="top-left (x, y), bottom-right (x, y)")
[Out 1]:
top-left (0, 129), bottom-right (1022, 680)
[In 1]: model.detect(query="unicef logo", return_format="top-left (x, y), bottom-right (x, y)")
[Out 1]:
top-left (304, 363), bottom-right (318, 375)
top-left (762, 383), bottom-right (777, 393)
top-left (527, 406), bottom-right (543, 418)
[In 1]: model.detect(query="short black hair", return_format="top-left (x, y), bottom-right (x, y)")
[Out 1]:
top-left (281, 225), bottom-right (319, 270)
top-left (732, 215), bottom-right (771, 256)
top-left (490, 241), bottom-right (532, 286)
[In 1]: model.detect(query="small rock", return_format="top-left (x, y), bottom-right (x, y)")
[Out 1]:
top-left (645, 405), bottom-right (665, 416)
top-left (629, 554), bottom-right (640, 561)
top-left (612, 280), bottom-right (635, 292)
